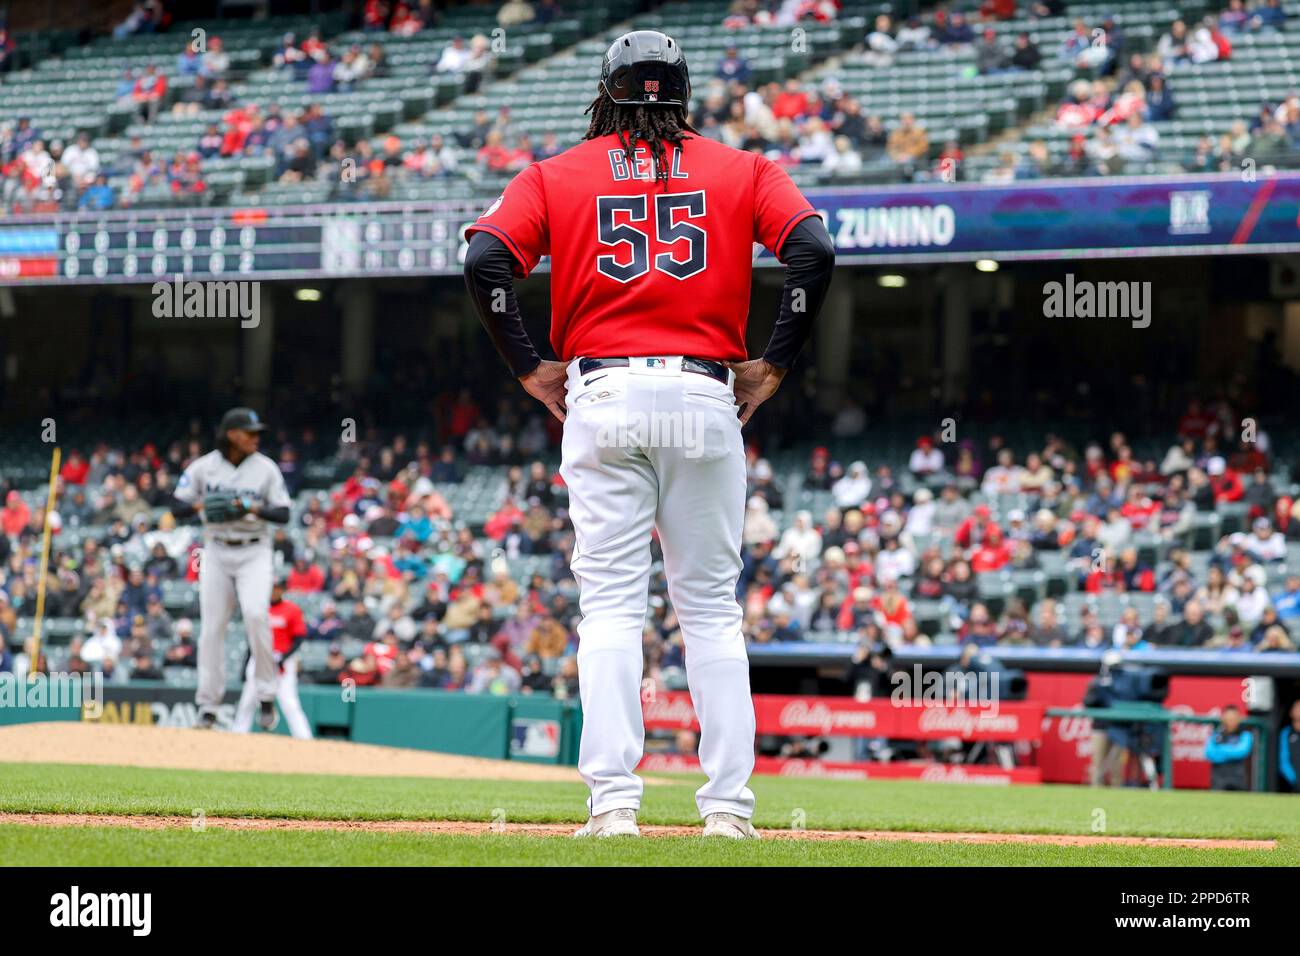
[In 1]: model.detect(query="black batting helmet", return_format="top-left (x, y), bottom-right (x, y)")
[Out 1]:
top-left (600, 30), bottom-right (690, 107)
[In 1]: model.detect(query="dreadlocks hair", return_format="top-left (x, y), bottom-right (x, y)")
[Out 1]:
top-left (583, 84), bottom-right (698, 188)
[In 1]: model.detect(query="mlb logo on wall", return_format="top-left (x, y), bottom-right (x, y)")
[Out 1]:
top-left (510, 718), bottom-right (560, 759)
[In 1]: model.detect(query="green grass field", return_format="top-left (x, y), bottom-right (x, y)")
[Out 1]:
top-left (2, 762), bottom-right (1297, 866)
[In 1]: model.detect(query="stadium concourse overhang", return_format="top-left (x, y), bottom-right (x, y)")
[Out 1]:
top-left (3, 171), bottom-right (1300, 417)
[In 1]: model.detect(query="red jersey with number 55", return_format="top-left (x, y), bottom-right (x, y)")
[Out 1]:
top-left (464, 134), bottom-right (818, 362)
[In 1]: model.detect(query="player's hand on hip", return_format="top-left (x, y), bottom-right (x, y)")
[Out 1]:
top-left (519, 360), bottom-right (569, 422)
top-left (727, 359), bottom-right (787, 425)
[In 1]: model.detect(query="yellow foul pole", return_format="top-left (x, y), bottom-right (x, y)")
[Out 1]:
top-left (30, 446), bottom-right (60, 673)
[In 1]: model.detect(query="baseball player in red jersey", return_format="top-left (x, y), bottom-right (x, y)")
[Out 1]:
top-left (232, 577), bottom-right (312, 738)
top-left (465, 30), bottom-right (835, 838)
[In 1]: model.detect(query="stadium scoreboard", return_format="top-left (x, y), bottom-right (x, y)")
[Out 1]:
top-left (0, 201), bottom-right (484, 284)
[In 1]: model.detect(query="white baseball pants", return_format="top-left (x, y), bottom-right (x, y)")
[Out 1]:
top-left (196, 539), bottom-right (277, 711)
top-left (560, 357), bottom-right (756, 819)
top-left (233, 655), bottom-right (313, 739)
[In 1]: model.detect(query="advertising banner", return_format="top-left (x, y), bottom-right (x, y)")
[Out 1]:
top-left (644, 691), bottom-right (1044, 741)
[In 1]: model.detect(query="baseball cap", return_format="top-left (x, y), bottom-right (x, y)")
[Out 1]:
top-left (219, 407), bottom-right (267, 434)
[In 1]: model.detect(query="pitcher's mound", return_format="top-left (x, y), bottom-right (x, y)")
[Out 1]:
top-left (0, 721), bottom-right (582, 783)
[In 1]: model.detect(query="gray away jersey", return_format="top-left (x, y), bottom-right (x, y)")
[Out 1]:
top-left (175, 450), bottom-right (291, 539)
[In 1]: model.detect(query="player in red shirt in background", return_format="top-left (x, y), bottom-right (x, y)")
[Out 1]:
top-left (464, 30), bottom-right (834, 839)
top-left (233, 577), bottom-right (312, 738)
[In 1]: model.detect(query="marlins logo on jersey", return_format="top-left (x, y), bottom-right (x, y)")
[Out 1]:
top-left (176, 449), bottom-right (291, 535)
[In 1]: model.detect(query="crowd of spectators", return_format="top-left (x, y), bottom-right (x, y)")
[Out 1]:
top-left (749, 403), bottom-right (1299, 658)
top-left (1, 389), bottom-right (1297, 702)
top-left (1027, 0), bottom-right (1299, 180)
top-left (0, 0), bottom-right (533, 213)
top-left (8, 0), bottom-right (1297, 214)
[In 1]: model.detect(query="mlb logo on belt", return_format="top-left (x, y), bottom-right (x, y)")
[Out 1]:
top-left (645, 358), bottom-right (667, 369)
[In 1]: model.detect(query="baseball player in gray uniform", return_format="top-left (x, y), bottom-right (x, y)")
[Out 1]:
top-left (172, 408), bottom-right (292, 729)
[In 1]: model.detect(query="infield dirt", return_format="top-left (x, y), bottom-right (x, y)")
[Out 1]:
top-left (0, 721), bottom-right (581, 782)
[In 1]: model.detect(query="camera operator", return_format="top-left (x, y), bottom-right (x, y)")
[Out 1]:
top-left (1084, 651), bottom-right (1165, 787)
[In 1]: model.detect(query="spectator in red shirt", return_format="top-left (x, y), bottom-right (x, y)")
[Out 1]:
top-left (1119, 486), bottom-right (1159, 530)
top-left (220, 105), bottom-right (254, 156)
top-left (970, 529), bottom-right (1012, 573)
top-left (954, 504), bottom-right (1001, 550)
top-left (1, 491), bottom-right (31, 537)
top-left (60, 451), bottom-right (90, 486)
top-left (286, 553), bottom-right (325, 592)
top-left (477, 130), bottom-right (514, 171)
top-left (1207, 457), bottom-right (1244, 502)
top-left (301, 30), bottom-right (328, 60)
top-left (771, 79), bottom-right (811, 119)
top-left (837, 585), bottom-right (878, 631)
top-left (1177, 399), bottom-right (1213, 440)
top-left (507, 134), bottom-right (535, 171)
top-left (485, 499), bottom-right (524, 541)
top-left (842, 540), bottom-right (873, 590)
top-left (1109, 444), bottom-right (1137, 484)
top-left (873, 575), bottom-right (913, 627)
top-left (132, 65), bottom-right (168, 122)
top-left (980, 0), bottom-right (1017, 19)
top-left (1228, 439), bottom-right (1268, 474)
top-left (340, 647), bottom-right (383, 686)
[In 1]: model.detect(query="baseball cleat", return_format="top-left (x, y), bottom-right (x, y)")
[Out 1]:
top-left (573, 808), bottom-right (640, 838)
top-left (258, 700), bottom-right (280, 732)
top-left (702, 812), bottom-right (762, 839)
top-left (195, 710), bottom-right (218, 730)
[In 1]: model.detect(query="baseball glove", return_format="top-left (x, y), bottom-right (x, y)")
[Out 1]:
top-left (202, 491), bottom-right (244, 524)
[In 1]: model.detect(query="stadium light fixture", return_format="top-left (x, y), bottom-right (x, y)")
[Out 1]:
top-left (975, 259), bottom-right (1000, 272)
top-left (295, 288), bottom-right (323, 302)
top-left (878, 274), bottom-right (907, 288)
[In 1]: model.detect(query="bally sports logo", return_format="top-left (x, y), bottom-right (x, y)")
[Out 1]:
top-left (918, 765), bottom-right (1013, 786)
top-left (776, 761), bottom-right (870, 780)
top-left (778, 699), bottom-right (878, 735)
top-left (916, 708), bottom-right (1022, 737)
top-left (642, 695), bottom-right (699, 728)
